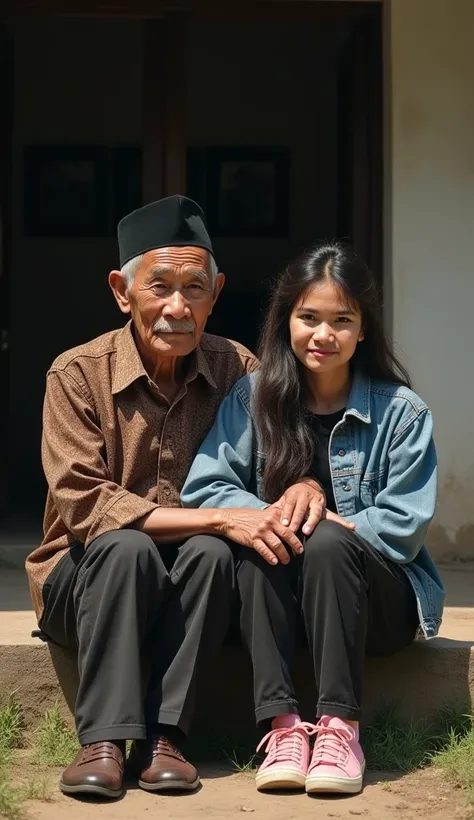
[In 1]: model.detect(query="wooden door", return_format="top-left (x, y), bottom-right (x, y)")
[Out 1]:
top-left (143, 14), bottom-right (187, 203)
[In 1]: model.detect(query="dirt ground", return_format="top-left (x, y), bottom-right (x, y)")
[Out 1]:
top-left (16, 764), bottom-right (470, 820)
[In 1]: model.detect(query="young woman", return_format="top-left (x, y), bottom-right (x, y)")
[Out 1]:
top-left (181, 243), bottom-right (444, 797)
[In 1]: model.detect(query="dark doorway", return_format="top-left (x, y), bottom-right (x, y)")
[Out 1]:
top-left (1, 2), bottom-right (382, 525)
top-left (192, 9), bottom-right (383, 352)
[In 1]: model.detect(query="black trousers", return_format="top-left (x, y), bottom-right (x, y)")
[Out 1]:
top-left (40, 530), bottom-right (235, 746)
top-left (237, 519), bottom-right (419, 725)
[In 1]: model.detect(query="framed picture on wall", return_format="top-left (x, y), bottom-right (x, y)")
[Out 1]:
top-left (187, 146), bottom-right (290, 238)
top-left (24, 146), bottom-right (109, 237)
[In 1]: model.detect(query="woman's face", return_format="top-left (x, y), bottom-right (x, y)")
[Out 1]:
top-left (289, 279), bottom-right (364, 377)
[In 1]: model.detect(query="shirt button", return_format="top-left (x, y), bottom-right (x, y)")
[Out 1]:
top-left (338, 449), bottom-right (346, 457)
top-left (342, 483), bottom-right (351, 492)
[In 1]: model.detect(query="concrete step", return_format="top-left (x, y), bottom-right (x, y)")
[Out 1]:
top-left (1, 563), bottom-right (473, 733)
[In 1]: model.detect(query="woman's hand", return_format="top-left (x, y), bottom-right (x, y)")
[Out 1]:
top-left (272, 479), bottom-right (356, 536)
top-left (217, 507), bottom-right (304, 566)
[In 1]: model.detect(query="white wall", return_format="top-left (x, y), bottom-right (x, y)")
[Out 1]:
top-left (388, 0), bottom-right (474, 559)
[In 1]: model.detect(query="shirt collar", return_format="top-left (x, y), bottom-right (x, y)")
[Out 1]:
top-left (112, 321), bottom-right (217, 395)
top-left (192, 343), bottom-right (217, 390)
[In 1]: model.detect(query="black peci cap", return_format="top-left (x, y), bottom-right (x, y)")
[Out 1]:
top-left (118, 195), bottom-right (214, 268)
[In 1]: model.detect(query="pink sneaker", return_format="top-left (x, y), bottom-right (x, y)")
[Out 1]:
top-left (305, 716), bottom-right (365, 794)
top-left (255, 722), bottom-right (316, 791)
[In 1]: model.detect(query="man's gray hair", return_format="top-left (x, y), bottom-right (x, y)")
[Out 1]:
top-left (121, 253), bottom-right (218, 289)
top-left (121, 254), bottom-right (144, 289)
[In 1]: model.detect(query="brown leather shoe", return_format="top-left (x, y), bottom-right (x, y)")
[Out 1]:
top-left (128, 735), bottom-right (200, 791)
top-left (60, 741), bottom-right (125, 798)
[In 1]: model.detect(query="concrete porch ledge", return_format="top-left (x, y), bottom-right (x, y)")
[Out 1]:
top-left (1, 564), bottom-right (473, 731)
top-left (1, 636), bottom-right (474, 735)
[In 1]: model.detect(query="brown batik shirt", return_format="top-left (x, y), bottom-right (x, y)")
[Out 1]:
top-left (26, 321), bottom-right (258, 621)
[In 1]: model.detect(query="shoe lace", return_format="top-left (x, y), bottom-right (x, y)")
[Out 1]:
top-left (150, 736), bottom-right (185, 762)
top-left (80, 742), bottom-right (123, 765)
top-left (257, 722), bottom-right (317, 764)
top-left (311, 721), bottom-right (353, 767)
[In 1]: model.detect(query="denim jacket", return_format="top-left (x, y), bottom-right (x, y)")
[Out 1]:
top-left (181, 370), bottom-right (444, 639)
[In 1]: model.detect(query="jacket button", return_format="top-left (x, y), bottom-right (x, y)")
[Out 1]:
top-left (338, 449), bottom-right (346, 457)
top-left (342, 483), bottom-right (350, 492)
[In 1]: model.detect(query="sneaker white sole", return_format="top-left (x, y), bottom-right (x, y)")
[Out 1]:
top-left (256, 768), bottom-right (306, 791)
top-left (305, 761), bottom-right (365, 794)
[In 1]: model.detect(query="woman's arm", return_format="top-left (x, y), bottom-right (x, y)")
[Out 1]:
top-left (346, 409), bottom-right (437, 563)
top-left (181, 381), bottom-right (268, 510)
top-left (182, 378), bottom-right (355, 536)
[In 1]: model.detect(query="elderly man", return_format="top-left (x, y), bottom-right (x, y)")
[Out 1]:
top-left (25, 196), bottom-right (329, 800)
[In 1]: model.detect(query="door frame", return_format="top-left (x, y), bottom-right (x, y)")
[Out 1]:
top-left (337, 9), bottom-right (383, 281)
top-left (0, 21), bottom-right (14, 515)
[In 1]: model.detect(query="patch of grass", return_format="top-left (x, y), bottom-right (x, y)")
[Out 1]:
top-left (32, 703), bottom-right (78, 767)
top-left (20, 775), bottom-right (54, 803)
top-left (0, 779), bottom-right (23, 820)
top-left (0, 697), bottom-right (25, 819)
top-left (431, 714), bottom-right (474, 810)
top-left (0, 770), bottom-right (54, 819)
top-left (0, 697), bottom-right (23, 762)
top-left (227, 751), bottom-right (257, 773)
top-left (433, 704), bottom-right (472, 741)
top-left (364, 704), bottom-right (436, 771)
top-left (363, 703), bottom-right (471, 773)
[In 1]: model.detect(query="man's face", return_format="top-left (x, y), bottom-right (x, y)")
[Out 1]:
top-left (110, 246), bottom-right (224, 360)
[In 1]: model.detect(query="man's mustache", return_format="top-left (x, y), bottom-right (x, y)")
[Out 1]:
top-left (152, 318), bottom-right (196, 333)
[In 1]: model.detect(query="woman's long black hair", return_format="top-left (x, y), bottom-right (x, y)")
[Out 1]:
top-left (255, 242), bottom-right (411, 503)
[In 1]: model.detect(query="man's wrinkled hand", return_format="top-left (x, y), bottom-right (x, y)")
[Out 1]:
top-left (217, 507), bottom-right (304, 566)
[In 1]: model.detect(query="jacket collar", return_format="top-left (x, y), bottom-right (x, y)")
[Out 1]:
top-left (112, 321), bottom-right (217, 395)
top-left (344, 370), bottom-right (372, 424)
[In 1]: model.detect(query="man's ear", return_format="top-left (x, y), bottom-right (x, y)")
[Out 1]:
top-left (210, 272), bottom-right (226, 312)
top-left (109, 270), bottom-right (131, 315)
